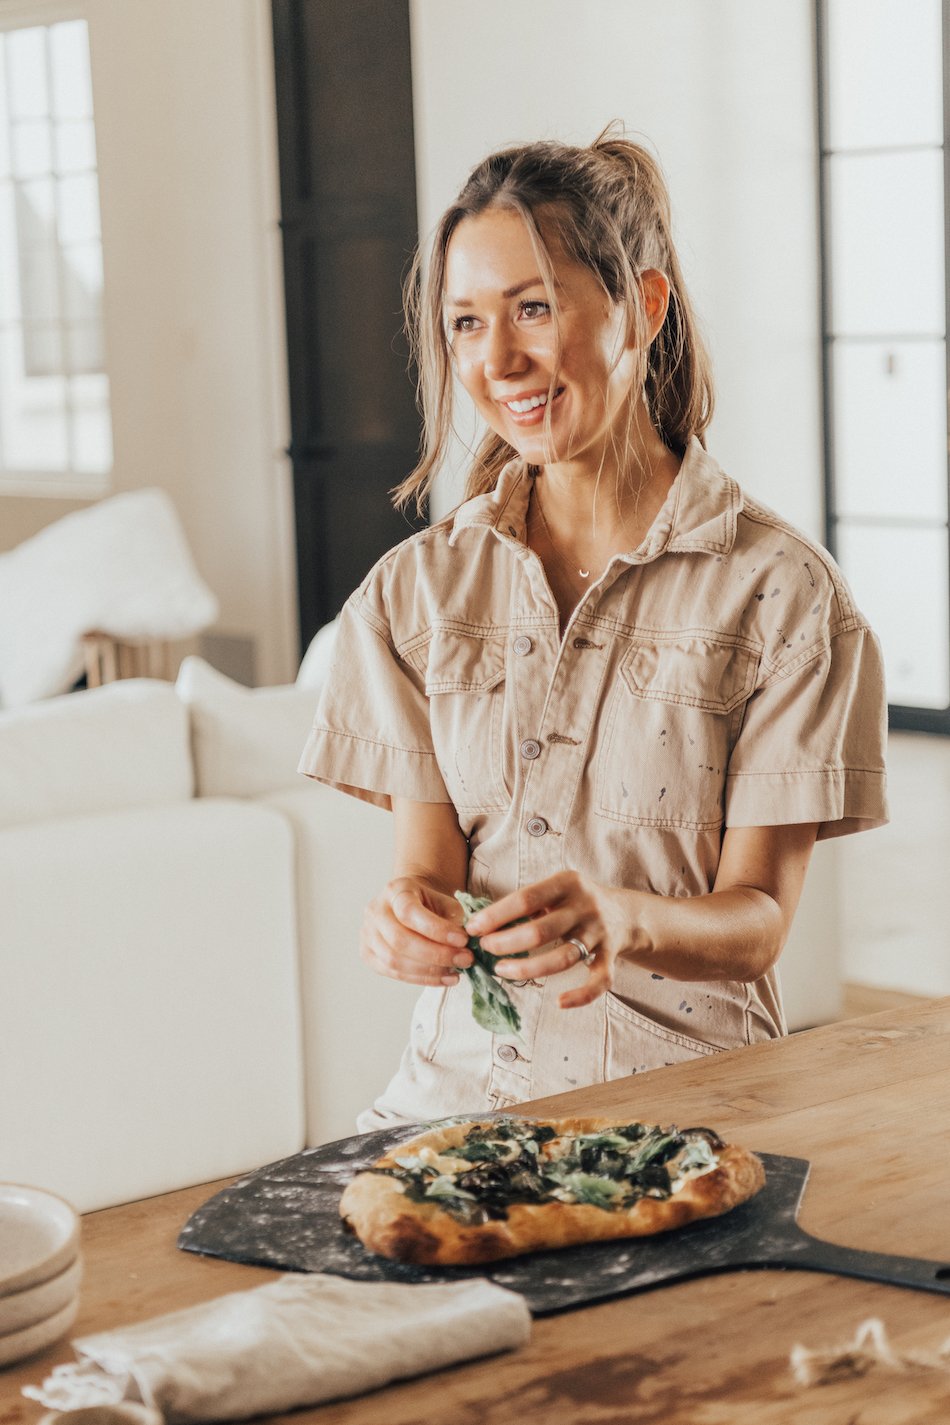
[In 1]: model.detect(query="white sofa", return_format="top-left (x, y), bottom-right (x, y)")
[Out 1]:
top-left (0, 665), bottom-right (841, 1215)
top-left (0, 671), bottom-right (416, 1213)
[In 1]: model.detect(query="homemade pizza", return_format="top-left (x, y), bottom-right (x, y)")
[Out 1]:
top-left (339, 1116), bottom-right (765, 1265)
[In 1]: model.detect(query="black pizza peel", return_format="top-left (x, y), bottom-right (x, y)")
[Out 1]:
top-left (178, 1123), bottom-right (950, 1315)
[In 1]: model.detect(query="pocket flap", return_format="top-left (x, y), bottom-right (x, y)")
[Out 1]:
top-left (619, 635), bottom-right (757, 714)
top-left (423, 628), bottom-right (507, 695)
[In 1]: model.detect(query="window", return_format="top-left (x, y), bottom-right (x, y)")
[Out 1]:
top-left (0, 9), bottom-right (112, 495)
top-left (819, 0), bottom-right (950, 730)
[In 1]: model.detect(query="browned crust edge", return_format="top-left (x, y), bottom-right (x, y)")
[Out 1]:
top-left (339, 1117), bottom-right (766, 1266)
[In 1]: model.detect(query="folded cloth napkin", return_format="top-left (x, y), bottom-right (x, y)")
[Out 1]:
top-left (24, 1273), bottom-right (531, 1422)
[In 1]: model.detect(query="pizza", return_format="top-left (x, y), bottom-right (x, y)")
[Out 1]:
top-left (339, 1116), bottom-right (765, 1265)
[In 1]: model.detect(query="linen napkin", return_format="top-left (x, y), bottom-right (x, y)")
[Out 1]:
top-left (24, 1273), bottom-right (531, 1422)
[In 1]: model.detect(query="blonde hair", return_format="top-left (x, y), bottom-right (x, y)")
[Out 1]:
top-left (394, 126), bottom-right (714, 513)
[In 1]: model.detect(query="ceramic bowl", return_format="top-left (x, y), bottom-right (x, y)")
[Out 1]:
top-left (0, 1293), bottom-right (79, 1367)
top-left (0, 1183), bottom-right (80, 1296)
top-left (0, 1254), bottom-right (83, 1335)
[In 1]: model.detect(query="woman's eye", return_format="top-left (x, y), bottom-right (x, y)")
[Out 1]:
top-left (449, 314), bottom-right (479, 333)
top-left (519, 300), bottom-right (550, 320)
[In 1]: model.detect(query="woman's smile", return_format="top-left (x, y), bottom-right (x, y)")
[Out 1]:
top-left (498, 386), bottom-right (565, 424)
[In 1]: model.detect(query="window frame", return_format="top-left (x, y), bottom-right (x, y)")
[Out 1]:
top-left (0, 0), bottom-right (112, 499)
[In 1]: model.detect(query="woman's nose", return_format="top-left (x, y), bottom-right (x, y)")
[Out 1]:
top-left (483, 323), bottom-right (527, 381)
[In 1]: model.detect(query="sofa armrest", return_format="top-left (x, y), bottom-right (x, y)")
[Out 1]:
top-left (262, 784), bottom-right (418, 1145)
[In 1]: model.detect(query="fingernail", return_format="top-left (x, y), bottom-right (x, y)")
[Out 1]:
top-left (442, 973), bottom-right (460, 985)
top-left (466, 917), bottom-right (483, 934)
top-left (449, 931), bottom-right (469, 947)
top-left (453, 953), bottom-right (473, 968)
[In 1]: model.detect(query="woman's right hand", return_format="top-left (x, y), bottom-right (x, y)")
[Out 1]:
top-left (361, 876), bottom-right (474, 987)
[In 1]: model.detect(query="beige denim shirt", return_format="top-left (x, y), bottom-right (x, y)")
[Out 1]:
top-left (299, 438), bottom-right (888, 1129)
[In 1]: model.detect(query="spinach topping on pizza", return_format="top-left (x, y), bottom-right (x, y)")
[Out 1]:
top-left (368, 1118), bottom-right (725, 1226)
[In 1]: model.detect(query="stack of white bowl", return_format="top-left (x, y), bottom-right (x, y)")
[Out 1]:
top-left (0, 1183), bottom-right (82, 1367)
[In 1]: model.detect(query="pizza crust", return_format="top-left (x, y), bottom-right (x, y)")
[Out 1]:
top-left (339, 1116), bottom-right (765, 1265)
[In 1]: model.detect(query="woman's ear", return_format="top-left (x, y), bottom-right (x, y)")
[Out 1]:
top-left (636, 268), bottom-right (671, 346)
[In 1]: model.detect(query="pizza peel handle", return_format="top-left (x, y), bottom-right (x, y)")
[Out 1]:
top-left (756, 1234), bottom-right (950, 1297)
top-left (730, 1155), bottom-right (950, 1297)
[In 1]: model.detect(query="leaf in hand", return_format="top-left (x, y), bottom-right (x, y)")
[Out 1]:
top-left (454, 891), bottom-right (523, 1035)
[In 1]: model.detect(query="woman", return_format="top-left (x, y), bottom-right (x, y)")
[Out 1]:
top-left (299, 131), bottom-right (888, 1131)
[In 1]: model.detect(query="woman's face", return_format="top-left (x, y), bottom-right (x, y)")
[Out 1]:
top-left (443, 206), bottom-right (648, 470)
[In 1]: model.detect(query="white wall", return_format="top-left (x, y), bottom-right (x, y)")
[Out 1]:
top-left (410, 0), bottom-right (824, 540)
top-left (0, 0), bottom-right (298, 686)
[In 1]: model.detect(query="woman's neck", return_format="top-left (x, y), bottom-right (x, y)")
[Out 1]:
top-left (533, 422), bottom-right (682, 557)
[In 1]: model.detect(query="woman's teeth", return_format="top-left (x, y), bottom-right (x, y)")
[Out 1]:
top-left (506, 392), bottom-right (554, 413)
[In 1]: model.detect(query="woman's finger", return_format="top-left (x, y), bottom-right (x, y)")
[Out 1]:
top-left (364, 898), bottom-right (472, 974)
top-left (390, 886), bottom-right (469, 948)
top-left (365, 946), bottom-right (463, 988)
top-left (558, 962), bottom-right (612, 1010)
top-left (489, 907), bottom-right (580, 965)
top-left (496, 936), bottom-right (592, 982)
top-left (364, 918), bottom-right (469, 983)
top-left (464, 874), bottom-right (576, 937)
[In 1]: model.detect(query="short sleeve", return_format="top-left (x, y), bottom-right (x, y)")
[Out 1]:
top-left (725, 624), bottom-right (888, 840)
top-left (297, 592), bottom-right (451, 811)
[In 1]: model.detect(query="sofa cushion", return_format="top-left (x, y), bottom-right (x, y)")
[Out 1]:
top-left (0, 488), bottom-right (218, 707)
top-left (0, 798), bottom-right (304, 1211)
top-left (176, 656), bottom-right (319, 798)
top-left (0, 678), bottom-right (193, 830)
top-left (296, 617), bottom-right (338, 688)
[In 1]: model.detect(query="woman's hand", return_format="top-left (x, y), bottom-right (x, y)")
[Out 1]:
top-left (465, 870), bottom-right (638, 1009)
top-left (361, 876), bottom-right (474, 988)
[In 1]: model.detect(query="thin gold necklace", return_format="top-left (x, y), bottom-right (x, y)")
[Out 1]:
top-left (533, 482), bottom-right (593, 581)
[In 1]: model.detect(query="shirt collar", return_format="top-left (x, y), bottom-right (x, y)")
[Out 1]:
top-left (447, 436), bottom-right (742, 560)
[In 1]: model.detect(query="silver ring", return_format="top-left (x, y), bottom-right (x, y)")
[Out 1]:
top-left (567, 937), bottom-right (594, 965)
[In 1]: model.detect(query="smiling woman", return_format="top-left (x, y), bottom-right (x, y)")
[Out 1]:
top-left (298, 129), bottom-right (889, 1135)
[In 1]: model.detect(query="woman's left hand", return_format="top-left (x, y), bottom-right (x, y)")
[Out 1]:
top-left (464, 871), bottom-right (638, 1010)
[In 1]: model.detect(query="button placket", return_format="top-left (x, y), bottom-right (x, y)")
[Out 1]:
top-left (489, 980), bottom-right (542, 1099)
top-left (517, 616), bottom-right (612, 891)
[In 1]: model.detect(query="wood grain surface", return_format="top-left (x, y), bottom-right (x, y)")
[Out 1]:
top-left (3, 1000), bottom-right (950, 1424)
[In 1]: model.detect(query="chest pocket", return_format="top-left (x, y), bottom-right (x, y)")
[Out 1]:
top-left (423, 629), bottom-right (511, 813)
top-left (596, 634), bottom-right (758, 830)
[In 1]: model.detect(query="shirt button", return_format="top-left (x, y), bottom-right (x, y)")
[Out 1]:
top-left (520, 739), bottom-right (541, 760)
top-left (496, 1044), bottom-right (519, 1063)
top-left (526, 816), bottom-right (548, 837)
top-left (513, 635), bottom-right (533, 656)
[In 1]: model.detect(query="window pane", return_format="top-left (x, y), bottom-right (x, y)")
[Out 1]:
top-left (49, 20), bottom-right (93, 120)
top-left (0, 328), bottom-right (69, 469)
top-left (0, 51), bottom-right (9, 178)
top-left (21, 320), bottom-right (62, 375)
top-left (832, 339), bottom-right (948, 521)
top-left (829, 149), bottom-right (945, 335)
top-left (16, 174), bottom-right (55, 232)
top-left (825, 0), bottom-right (943, 150)
top-left (0, 183), bottom-right (19, 321)
top-left (57, 172), bottom-right (100, 244)
top-left (69, 372), bottom-right (112, 473)
top-left (837, 522), bottom-right (950, 707)
top-left (62, 241), bottom-right (103, 322)
top-left (19, 242), bottom-right (58, 324)
top-left (6, 27), bottom-right (49, 120)
top-left (64, 321), bottom-right (103, 373)
top-left (55, 118), bottom-right (96, 174)
top-left (11, 118), bottom-right (51, 179)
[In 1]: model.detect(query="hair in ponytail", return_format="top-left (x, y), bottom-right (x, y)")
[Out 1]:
top-left (394, 124), bottom-right (714, 513)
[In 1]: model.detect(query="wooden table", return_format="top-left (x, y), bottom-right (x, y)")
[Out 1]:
top-left (5, 1000), bottom-right (950, 1424)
